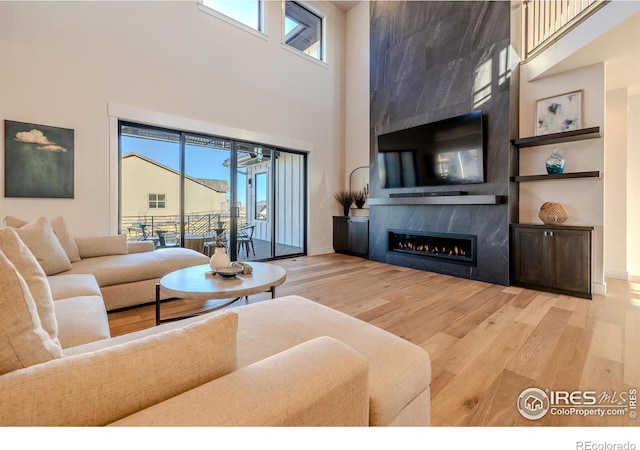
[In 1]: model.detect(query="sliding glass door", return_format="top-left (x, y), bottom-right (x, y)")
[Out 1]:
top-left (119, 121), bottom-right (306, 261)
top-left (183, 134), bottom-right (233, 257)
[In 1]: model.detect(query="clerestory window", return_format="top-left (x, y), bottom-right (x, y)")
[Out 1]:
top-left (284, 1), bottom-right (323, 61)
top-left (201, 0), bottom-right (262, 32)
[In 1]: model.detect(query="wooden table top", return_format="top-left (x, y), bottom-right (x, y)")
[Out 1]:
top-left (159, 262), bottom-right (286, 300)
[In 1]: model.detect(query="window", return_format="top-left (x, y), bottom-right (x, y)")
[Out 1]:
top-left (202, 0), bottom-right (262, 31)
top-left (148, 193), bottom-right (166, 209)
top-left (120, 121), bottom-right (307, 260)
top-left (284, 1), bottom-right (323, 61)
top-left (254, 172), bottom-right (268, 221)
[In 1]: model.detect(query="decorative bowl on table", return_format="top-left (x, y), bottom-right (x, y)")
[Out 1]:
top-left (214, 266), bottom-right (244, 278)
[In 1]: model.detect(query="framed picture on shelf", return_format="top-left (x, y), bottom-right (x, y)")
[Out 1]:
top-left (535, 90), bottom-right (583, 136)
top-left (4, 120), bottom-right (74, 198)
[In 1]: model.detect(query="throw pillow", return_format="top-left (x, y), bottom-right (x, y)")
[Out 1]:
top-left (2, 215), bottom-right (81, 263)
top-left (1, 216), bottom-right (27, 228)
top-left (0, 227), bottom-right (60, 346)
top-left (0, 251), bottom-right (64, 375)
top-left (13, 217), bottom-right (72, 275)
top-left (50, 216), bottom-right (81, 263)
top-left (75, 234), bottom-right (128, 258)
top-left (0, 311), bottom-right (238, 425)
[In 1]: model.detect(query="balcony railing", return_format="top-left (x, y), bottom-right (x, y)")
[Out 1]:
top-left (122, 211), bottom-right (247, 247)
top-left (524, 0), bottom-right (609, 60)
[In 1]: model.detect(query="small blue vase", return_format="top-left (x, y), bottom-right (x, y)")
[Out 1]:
top-left (545, 148), bottom-right (565, 174)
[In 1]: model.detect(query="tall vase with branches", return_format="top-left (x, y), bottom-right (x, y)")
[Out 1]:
top-left (334, 190), bottom-right (354, 216)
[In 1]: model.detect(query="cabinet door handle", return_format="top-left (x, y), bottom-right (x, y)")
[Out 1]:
top-left (543, 230), bottom-right (555, 237)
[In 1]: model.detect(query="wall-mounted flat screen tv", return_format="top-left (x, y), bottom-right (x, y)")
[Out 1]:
top-left (377, 111), bottom-right (484, 189)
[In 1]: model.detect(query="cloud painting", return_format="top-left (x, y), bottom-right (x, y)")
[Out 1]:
top-left (4, 120), bottom-right (74, 198)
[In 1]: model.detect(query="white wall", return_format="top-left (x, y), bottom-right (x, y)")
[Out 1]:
top-left (0, 0), bottom-right (346, 255)
top-left (519, 63), bottom-right (606, 294)
top-left (604, 88), bottom-right (628, 279)
top-left (628, 93), bottom-right (640, 275)
top-left (344, 1), bottom-right (370, 190)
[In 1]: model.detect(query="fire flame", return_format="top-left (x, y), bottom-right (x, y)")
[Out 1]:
top-left (396, 241), bottom-right (467, 257)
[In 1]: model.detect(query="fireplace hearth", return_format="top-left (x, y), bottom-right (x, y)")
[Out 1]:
top-left (388, 230), bottom-right (477, 266)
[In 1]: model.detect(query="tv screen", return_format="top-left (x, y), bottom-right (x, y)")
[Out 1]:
top-left (377, 111), bottom-right (484, 189)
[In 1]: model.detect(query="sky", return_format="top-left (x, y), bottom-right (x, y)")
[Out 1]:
top-left (203, 0), bottom-right (299, 35)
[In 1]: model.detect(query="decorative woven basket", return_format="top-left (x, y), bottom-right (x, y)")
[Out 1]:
top-left (538, 202), bottom-right (568, 224)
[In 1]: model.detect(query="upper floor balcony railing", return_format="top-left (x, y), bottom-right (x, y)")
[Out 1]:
top-left (524, 0), bottom-right (609, 60)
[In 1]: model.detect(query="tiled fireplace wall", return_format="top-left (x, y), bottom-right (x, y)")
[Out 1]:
top-left (369, 1), bottom-right (520, 285)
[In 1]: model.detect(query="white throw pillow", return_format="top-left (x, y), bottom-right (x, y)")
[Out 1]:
top-left (2, 215), bottom-right (81, 263)
top-left (0, 311), bottom-right (238, 425)
top-left (0, 251), bottom-right (64, 375)
top-left (50, 216), bottom-right (81, 263)
top-left (0, 227), bottom-right (60, 346)
top-left (13, 217), bottom-right (72, 275)
top-left (1, 216), bottom-right (27, 228)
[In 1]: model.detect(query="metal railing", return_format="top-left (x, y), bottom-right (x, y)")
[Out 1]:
top-left (121, 211), bottom-right (247, 245)
top-left (524, 0), bottom-right (609, 60)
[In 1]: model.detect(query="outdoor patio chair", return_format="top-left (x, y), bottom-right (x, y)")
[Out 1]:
top-left (237, 225), bottom-right (255, 259)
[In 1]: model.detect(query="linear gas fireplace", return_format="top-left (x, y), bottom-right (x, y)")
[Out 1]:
top-left (388, 230), bottom-right (477, 266)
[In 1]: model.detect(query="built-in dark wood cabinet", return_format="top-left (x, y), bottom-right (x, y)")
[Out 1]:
top-left (511, 224), bottom-right (593, 299)
top-left (333, 216), bottom-right (369, 258)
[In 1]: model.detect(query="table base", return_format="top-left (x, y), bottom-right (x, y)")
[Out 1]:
top-left (155, 284), bottom-right (277, 325)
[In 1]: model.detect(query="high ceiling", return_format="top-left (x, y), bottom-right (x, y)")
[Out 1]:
top-left (330, 2), bottom-right (639, 95)
top-left (332, 1), bottom-right (360, 12)
top-left (541, 9), bottom-right (640, 95)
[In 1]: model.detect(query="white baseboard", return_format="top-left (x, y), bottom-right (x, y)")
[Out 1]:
top-left (307, 246), bottom-right (335, 256)
top-left (592, 281), bottom-right (607, 296)
top-left (605, 269), bottom-right (629, 280)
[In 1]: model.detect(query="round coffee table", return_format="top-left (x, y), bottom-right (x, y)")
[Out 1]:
top-left (155, 262), bottom-right (286, 325)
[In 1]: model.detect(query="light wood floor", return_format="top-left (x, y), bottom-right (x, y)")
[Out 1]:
top-left (108, 254), bottom-right (640, 426)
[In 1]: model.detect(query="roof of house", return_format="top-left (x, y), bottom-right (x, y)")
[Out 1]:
top-left (122, 152), bottom-right (229, 193)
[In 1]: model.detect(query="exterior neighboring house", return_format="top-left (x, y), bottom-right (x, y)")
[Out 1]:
top-left (121, 152), bottom-right (228, 224)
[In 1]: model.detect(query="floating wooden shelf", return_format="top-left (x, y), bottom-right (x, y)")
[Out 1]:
top-left (368, 195), bottom-right (504, 206)
top-left (512, 127), bottom-right (601, 148)
top-left (512, 171), bottom-right (601, 182)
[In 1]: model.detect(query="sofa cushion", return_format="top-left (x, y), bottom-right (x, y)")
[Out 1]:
top-left (12, 217), bottom-right (72, 275)
top-left (109, 337), bottom-right (370, 426)
top-left (75, 234), bottom-right (128, 258)
top-left (53, 296), bottom-right (111, 348)
top-left (233, 296), bottom-right (432, 426)
top-left (0, 227), bottom-right (59, 345)
top-left (0, 251), bottom-right (63, 375)
top-left (62, 248), bottom-right (209, 287)
top-left (47, 274), bottom-right (102, 300)
top-left (0, 311), bottom-right (238, 426)
top-left (127, 241), bottom-right (155, 254)
top-left (3, 215), bottom-right (81, 262)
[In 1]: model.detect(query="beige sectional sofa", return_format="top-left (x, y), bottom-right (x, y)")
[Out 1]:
top-left (55, 241), bottom-right (209, 311)
top-left (0, 220), bottom-right (432, 426)
top-left (1, 215), bottom-right (209, 311)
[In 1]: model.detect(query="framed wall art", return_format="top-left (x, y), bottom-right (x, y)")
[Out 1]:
top-left (4, 120), bottom-right (74, 198)
top-left (535, 90), bottom-right (583, 136)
